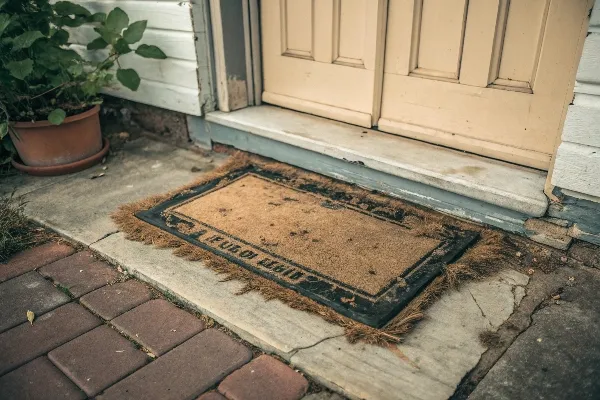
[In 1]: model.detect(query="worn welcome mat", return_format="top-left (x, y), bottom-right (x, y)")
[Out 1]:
top-left (114, 153), bottom-right (503, 343)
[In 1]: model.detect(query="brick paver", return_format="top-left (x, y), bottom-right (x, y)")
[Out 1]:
top-left (49, 325), bottom-right (149, 396)
top-left (0, 271), bottom-right (69, 333)
top-left (0, 357), bottom-right (85, 400)
top-left (197, 392), bottom-right (227, 400)
top-left (39, 251), bottom-right (120, 297)
top-left (111, 299), bottom-right (205, 355)
top-left (0, 242), bottom-right (75, 283)
top-left (218, 355), bottom-right (309, 400)
top-left (80, 279), bottom-right (153, 320)
top-left (0, 303), bottom-right (100, 375)
top-left (97, 329), bottom-right (252, 400)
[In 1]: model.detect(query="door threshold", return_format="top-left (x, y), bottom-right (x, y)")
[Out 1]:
top-left (194, 105), bottom-right (549, 233)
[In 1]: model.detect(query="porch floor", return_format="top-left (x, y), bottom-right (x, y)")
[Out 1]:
top-left (2, 137), bottom-right (598, 400)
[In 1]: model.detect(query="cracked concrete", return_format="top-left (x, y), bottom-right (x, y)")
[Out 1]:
top-left (3, 137), bottom-right (532, 400)
top-left (468, 265), bottom-right (600, 400)
top-left (287, 271), bottom-right (528, 400)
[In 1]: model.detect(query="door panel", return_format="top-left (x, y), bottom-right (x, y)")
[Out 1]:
top-left (379, 0), bottom-right (589, 169)
top-left (413, 0), bottom-right (469, 80)
top-left (261, 0), bottom-right (387, 127)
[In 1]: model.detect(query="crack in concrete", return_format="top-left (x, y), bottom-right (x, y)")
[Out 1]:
top-left (468, 289), bottom-right (494, 330)
top-left (88, 230), bottom-right (120, 247)
top-left (288, 333), bottom-right (346, 358)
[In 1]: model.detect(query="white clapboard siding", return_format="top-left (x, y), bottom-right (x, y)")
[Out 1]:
top-left (75, 0), bottom-right (193, 31)
top-left (103, 79), bottom-right (201, 115)
top-left (68, 0), bottom-right (202, 115)
top-left (70, 45), bottom-right (199, 89)
top-left (552, 1), bottom-right (600, 198)
top-left (68, 26), bottom-right (197, 61)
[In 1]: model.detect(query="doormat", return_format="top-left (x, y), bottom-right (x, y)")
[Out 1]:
top-left (113, 152), bottom-right (506, 344)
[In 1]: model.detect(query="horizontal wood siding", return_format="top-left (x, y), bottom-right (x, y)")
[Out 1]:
top-left (69, 0), bottom-right (203, 115)
top-left (553, 1), bottom-right (600, 199)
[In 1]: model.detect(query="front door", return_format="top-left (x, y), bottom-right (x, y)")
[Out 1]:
top-left (378, 0), bottom-right (589, 169)
top-left (260, 0), bottom-right (388, 127)
top-left (260, 0), bottom-right (589, 170)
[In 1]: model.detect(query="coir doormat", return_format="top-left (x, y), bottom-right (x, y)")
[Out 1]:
top-left (114, 153), bottom-right (505, 344)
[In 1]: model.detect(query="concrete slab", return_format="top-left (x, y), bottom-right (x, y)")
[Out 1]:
top-left (91, 233), bottom-right (345, 356)
top-left (2, 138), bottom-right (228, 245)
top-left (469, 266), bottom-right (600, 400)
top-left (289, 273), bottom-right (528, 400)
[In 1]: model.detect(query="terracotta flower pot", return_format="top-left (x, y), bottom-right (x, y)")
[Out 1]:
top-left (9, 105), bottom-right (109, 176)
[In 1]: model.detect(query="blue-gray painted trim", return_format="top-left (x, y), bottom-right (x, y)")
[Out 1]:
top-left (189, 117), bottom-right (529, 234)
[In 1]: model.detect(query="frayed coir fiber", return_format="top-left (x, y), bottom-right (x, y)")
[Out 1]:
top-left (112, 151), bottom-right (509, 346)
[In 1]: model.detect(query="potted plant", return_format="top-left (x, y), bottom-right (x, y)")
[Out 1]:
top-left (0, 0), bottom-right (166, 175)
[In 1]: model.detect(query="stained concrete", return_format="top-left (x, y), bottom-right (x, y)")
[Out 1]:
top-left (469, 266), bottom-right (600, 400)
top-left (0, 138), bottom-right (227, 245)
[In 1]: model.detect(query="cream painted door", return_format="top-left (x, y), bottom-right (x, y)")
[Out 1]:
top-left (261, 0), bottom-right (387, 127)
top-left (379, 0), bottom-right (589, 170)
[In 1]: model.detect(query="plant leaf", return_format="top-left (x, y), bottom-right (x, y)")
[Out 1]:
top-left (5, 59), bottom-right (33, 80)
top-left (0, 0), bottom-right (7, 10)
top-left (48, 109), bottom-right (66, 125)
top-left (114, 38), bottom-right (132, 54)
top-left (67, 63), bottom-right (83, 76)
top-left (116, 68), bottom-right (140, 91)
top-left (55, 15), bottom-right (87, 28)
top-left (52, 29), bottom-right (69, 45)
top-left (89, 12), bottom-right (106, 23)
top-left (54, 1), bottom-right (91, 17)
top-left (105, 7), bottom-right (129, 33)
top-left (93, 26), bottom-right (119, 45)
top-left (87, 36), bottom-right (108, 50)
top-left (12, 31), bottom-right (45, 50)
top-left (123, 20), bottom-right (146, 44)
top-left (0, 122), bottom-right (7, 140)
top-left (135, 44), bottom-right (166, 59)
top-left (0, 13), bottom-right (11, 37)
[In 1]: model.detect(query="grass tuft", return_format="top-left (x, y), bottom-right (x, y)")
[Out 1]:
top-left (0, 194), bottom-right (34, 262)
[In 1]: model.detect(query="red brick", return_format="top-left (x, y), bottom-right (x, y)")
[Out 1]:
top-left (39, 251), bottom-right (120, 297)
top-left (197, 392), bottom-right (227, 400)
top-left (111, 299), bottom-right (205, 356)
top-left (218, 355), bottom-right (309, 400)
top-left (97, 329), bottom-right (252, 400)
top-left (0, 271), bottom-right (69, 333)
top-left (80, 279), bottom-right (153, 320)
top-left (0, 357), bottom-right (85, 400)
top-left (0, 242), bottom-right (75, 283)
top-left (0, 303), bottom-right (101, 375)
top-left (49, 325), bottom-right (148, 396)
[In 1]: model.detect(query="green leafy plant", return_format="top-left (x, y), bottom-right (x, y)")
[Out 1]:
top-left (0, 0), bottom-right (167, 163)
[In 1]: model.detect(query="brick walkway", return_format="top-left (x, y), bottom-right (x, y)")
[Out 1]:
top-left (0, 242), bottom-right (311, 400)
